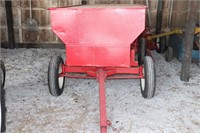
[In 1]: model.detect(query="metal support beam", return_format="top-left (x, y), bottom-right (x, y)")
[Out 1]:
top-left (181, 0), bottom-right (198, 81)
top-left (5, 0), bottom-right (15, 49)
top-left (97, 69), bottom-right (109, 133)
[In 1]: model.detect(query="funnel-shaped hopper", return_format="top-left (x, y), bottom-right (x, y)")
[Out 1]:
top-left (49, 5), bottom-right (146, 67)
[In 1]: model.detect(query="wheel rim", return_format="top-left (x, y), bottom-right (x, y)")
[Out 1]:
top-left (141, 68), bottom-right (145, 91)
top-left (58, 63), bottom-right (64, 89)
top-left (156, 38), bottom-right (160, 49)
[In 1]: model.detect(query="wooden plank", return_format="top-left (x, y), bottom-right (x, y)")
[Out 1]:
top-left (38, 29), bottom-right (58, 42)
top-left (197, 12), bottom-right (200, 26)
top-left (21, 9), bottom-right (50, 27)
top-left (22, 29), bottom-right (57, 43)
top-left (21, 0), bottom-right (49, 9)
top-left (148, 0), bottom-right (157, 10)
top-left (51, 0), bottom-right (58, 7)
top-left (162, 12), bottom-right (169, 28)
top-left (0, 1), bottom-right (4, 7)
top-left (12, 7), bottom-right (19, 27)
top-left (0, 8), bottom-right (6, 26)
top-left (173, 0), bottom-right (190, 11)
top-left (14, 28), bottom-right (20, 43)
top-left (89, 0), bottom-right (96, 4)
top-left (181, 0), bottom-right (198, 82)
top-left (11, 1), bottom-right (20, 7)
top-left (32, 0), bottom-right (49, 8)
top-left (0, 28), bottom-right (7, 42)
top-left (20, 0), bottom-right (76, 8)
top-left (171, 12), bottom-right (187, 28)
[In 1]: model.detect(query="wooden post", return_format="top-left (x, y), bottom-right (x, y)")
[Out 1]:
top-left (156, 0), bottom-right (164, 34)
top-left (82, 0), bottom-right (87, 5)
top-left (5, 0), bottom-right (15, 49)
top-left (180, 0), bottom-right (198, 81)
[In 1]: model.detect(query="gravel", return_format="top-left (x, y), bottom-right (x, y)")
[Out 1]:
top-left (1, 48), bottom-right (200, 133)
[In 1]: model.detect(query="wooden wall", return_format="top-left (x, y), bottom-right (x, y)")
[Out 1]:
top-left (0, 0), bottom-right (200, 44)
top-left (0, 0), bottom-right (81, 44)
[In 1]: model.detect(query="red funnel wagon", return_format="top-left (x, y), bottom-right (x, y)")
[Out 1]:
top-left (48, 4), bottom-right (156, 133)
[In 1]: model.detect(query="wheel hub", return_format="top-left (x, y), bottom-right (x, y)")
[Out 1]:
top-left (156, 38), bottom-right (160, 49)
top-left (58, 64), bottom-right (64, 89)
top-left (141, 68), bottom-right (145, 91)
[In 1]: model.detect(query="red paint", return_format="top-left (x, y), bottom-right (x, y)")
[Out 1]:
top-left (98, 69), bottom-right (108, 133)
top-left (50, 5), bottom-right (146, 67)
top-left (50, 5), bottom-right (146, 133)
top-left (141, 27), bottom-right (158, 50)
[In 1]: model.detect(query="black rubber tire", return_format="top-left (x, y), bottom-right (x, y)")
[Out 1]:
top-left (138, 37), bottom-right (147, 66)
top-left (156, 37), bottom-right (166, 53)
top-left (140, 56), bottom-right (156, 98)
top-left (165, 47), bottom-right (173, 62)
top-left (48, 56), bottom-right (65, 96)
top-left (0, 61), bottom-right (5, 89)
top-left (0, 86), bottom-right (6, 132)
top-left (0, 61), bottom-right (6, 132)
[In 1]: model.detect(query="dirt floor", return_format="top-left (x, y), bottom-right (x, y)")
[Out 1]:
top-left (1, 48), bottom-right (200, 133)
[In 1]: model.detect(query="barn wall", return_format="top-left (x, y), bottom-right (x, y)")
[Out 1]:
top-left (0, 0), bottom-right (200, 44)
top-left (90, 0), bottom-right (200, 29)
top-left (0, 0), bottom-right (81, 44)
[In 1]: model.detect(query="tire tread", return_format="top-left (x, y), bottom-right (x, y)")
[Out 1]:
top-left (48, 56), bottom-right (65, 96)
top-left (140, 56), bottom-right (156, 98)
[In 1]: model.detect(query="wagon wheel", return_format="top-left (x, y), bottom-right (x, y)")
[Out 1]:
top-left (156, 37), bottom-right (166, 53)
top-left (48, 56), bottom-right (65, 96)
top-left (138, 37), bottom-right (147, 66)
top-left (140, 56), bottom-right (156, 98)
top-left (0, 61), bottom-right (6, 132)
top-left (165, 47), bottom-right (173, 62)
